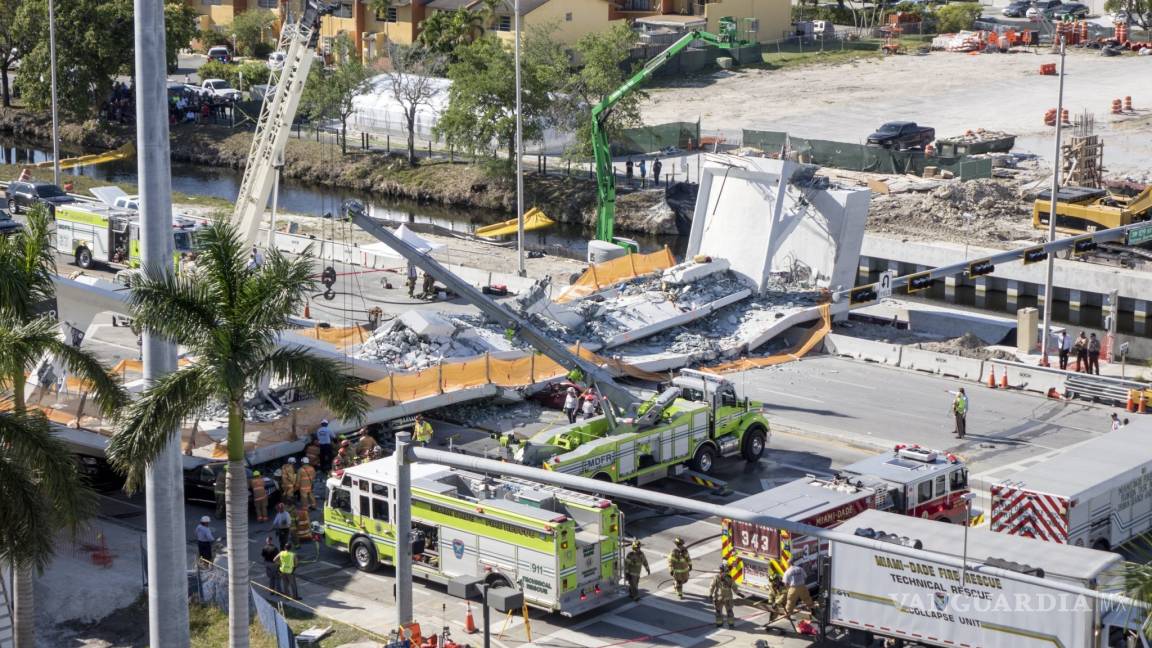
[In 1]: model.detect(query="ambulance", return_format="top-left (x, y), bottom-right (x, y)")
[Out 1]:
top-left (321, 457), bottom-right (625, 616)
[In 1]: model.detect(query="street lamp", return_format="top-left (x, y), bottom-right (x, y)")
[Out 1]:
top-left (48, 0), bottom-right (60, 187)
top-left (448, 575), bottom-right (524, 648)
top-left (1039, 35), bottom-right (1067, 366)
top-left (960, 492), bottom-right (975, 586)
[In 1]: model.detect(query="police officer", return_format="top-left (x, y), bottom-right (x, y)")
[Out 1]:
top-left (709, 562), bottom-right (740, 628)
top-left (667, 537), bottom-right (692, 599)
top-left (624, 540), bottom-right (650, 601)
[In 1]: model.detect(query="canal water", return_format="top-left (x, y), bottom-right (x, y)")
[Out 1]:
top-left (0, 137), bottom-right (687, 258)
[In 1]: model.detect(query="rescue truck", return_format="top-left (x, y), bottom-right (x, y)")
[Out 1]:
top-left (516, 369), bottom-right (770, 484)
top-left (824, 509), bottom-right (1147, 648)
top-left (722, 445), bottom-right (969, 598)
top-left (320, 457), bottom-right (625, 616)
top-left (54, 202), bottom-right (203, 270)
top-left (991, 423), bottom-right (1152, 550)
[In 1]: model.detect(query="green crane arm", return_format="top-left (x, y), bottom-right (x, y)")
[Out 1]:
top-left (591, 27), bottom-right (739, 245)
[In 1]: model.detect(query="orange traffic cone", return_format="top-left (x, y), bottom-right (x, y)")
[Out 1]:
top-left (1127, 391), bottom-right (1136, 412)
top-left (464, 603), bottom-right (478, 634)
top-left (1140, 394), bottom-right (1148, 414)
top-left (987, 366), bottom-right (997, 388)
top-left (304, 302), bottom-right (311, 319)
top-left (1000, 370), bottom-right (1009, 389)
top-left (1047, 387), bottom-right (1061, 400)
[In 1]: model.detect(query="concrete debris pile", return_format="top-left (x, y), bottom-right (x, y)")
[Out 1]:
top-left (434, 400), bottom-right (555, 434)
top-left (351, 310), bottom-right (523, 371)
top-left (868, 177), bottom-right (1041, 245)
top-left (916, 331), bottom-right (1017, 361)
top-left (199, 389), bottom-right (288, 423)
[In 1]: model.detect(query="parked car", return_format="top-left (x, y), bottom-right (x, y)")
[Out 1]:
top-left (0, 208), bottom-right (23, 236)
top-left (865, 121), bottom-right (936, 150)
top-left (207, 46), bottom-right (232, 64)
top-left (73, 453), bottom-right (126, 492)
top-left (197, 78), bottom-right (242, 102)
top-left (1027, 0), bottom-right (1063, 18)
top-left (184, 461), bottom-right (280, 508)
top-left (1045, 1), bottom-right (1088, 17)
top-left (5, 180), bottom-right (76, 214)
top-left (1002, 0), bottom-right (1032, 17)
top-left (528, 381), bottom-right (584, 410)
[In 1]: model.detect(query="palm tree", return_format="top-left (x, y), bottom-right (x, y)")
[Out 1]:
top-left (107, 220), bottom-right (367, 648)
top-left (478, 0), bottom-right (507, 31)
top-left (0, 204), bottom-right (128, 648)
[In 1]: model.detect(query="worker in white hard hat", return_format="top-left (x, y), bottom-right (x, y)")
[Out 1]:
top-left (196, 516), bottom-right (216, 564)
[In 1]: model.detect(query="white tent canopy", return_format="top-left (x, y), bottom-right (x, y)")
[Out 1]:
top-left (350, 74), bottom-right (451, 139)
top-left (360, 224), bottom-right (445, 259)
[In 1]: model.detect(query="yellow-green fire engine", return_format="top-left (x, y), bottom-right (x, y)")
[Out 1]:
top-left (321, 457), bottom-right (625, 616)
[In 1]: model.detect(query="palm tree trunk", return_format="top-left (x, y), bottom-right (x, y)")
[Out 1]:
top-left (226, 402), bottom-right (250, 648)
top-left (10, 370), bottom-right (35, 648)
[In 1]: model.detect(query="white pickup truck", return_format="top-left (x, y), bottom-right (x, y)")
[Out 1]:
top-left (197, 79), bottom-right (242, 102)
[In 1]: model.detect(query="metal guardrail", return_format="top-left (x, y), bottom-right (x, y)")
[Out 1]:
top-left (989, 357), bottom-right (1149, 406)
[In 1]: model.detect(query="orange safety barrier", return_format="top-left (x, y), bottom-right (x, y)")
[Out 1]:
top-left (296, 324), bottom-right (370, 348)
top-left (1124, 96), bottom-right (1133, 112)
top-left (556, 247), bottom-right (676, 303)
top-left (701, 305), bottom-right (831, 374)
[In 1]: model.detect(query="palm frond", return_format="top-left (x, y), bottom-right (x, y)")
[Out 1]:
top-left (191, 220), bottom-right (250, 318)
top-left (257, 345), bottom-right (368, 422)
top-left (108, 364), bottom-right (216, 491)
top-left (125, 267), bottom-right (217, 346)
top-left (237, 247), bottom-right (317, 334)
top-left (43, 337), bottom-right (130, 415)
top-left (0, 238), bottom-right (33, 319)
top-left (17, 205), bottom-right (58, 307)
top-left (0, 410), bottom-right (96, 570)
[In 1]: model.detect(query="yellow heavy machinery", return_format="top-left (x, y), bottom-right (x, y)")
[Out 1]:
top-left (1032, 184), bottom-right (1152, 235)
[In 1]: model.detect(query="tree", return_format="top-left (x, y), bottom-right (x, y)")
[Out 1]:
top-left (165, 1), bottom-right (200, 73)
top-left (935, 1), bottom-right (983, 33)
top-left (417, 8), bottom-right (485, 59)
top-left (1105, 0), bottom-right (1152, 30)
top-left (106, 220), bottom-right (366, 648)
top-left (385, 43), bottom-right (445, 166)
top-left (0, 204), bottom-right (127, 648)
top-left (435, 33), bottom-right (564, 162)
top-left (559, 23), bottom-right (644, 161)
top-left (0, 0), bottom-right (31, 107)
top-left (229, 8), bottom-right (277, 58)
top-left (300, 34), bottom-right (373, 154)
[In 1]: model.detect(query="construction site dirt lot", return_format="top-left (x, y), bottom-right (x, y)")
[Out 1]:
top-left (644, 49), bottom-right (1151, 177)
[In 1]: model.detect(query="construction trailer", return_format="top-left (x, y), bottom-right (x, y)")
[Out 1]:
top-left (723, 446), bottom-right (970, 597)
top-left (823, 509), bottom-right (1146, 648)
top-left (991, 424), bottom-right (1152, 550)
top-left (320, 457), bottom-right (625, 616)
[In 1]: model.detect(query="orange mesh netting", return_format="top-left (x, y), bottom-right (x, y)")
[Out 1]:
top-left (556, 247), bottom-right (676, 303)
top-left (703, 305), bottom-right (831, 374)
top-left (296, 325), bottom-right (370, 348)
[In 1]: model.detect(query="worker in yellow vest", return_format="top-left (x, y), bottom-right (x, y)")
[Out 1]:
top-left (251, 471), bottom-right (269, 522)
top-left (280, 457), bottom-right (298, 504)
top-left (297, 458), bottom-right (317, 510)
top-left (413, 415), bottom-right (433, 447)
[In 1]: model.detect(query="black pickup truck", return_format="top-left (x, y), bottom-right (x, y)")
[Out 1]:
top-left (866, 122), bottom-right (936, 150)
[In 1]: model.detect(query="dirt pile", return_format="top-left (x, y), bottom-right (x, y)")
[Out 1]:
top-left (867, 177), bottom-right (1042, 245)
top-left (917, 332), bottom-right (1017, 360)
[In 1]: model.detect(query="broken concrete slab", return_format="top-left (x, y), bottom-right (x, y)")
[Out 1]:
top-left (399, 310), bottom-right (456, 338)
top-left (662, 258), bottom-right (730, 285)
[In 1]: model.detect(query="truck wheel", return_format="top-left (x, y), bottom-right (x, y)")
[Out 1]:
top-left (75, 247), bottom-right (93, 269)
top-left (7, 199), bottom-right (18, 214)
top-left (351, 537), bottom-right (379, 572)
top-left (1092, 539), bottom-right (1110, 551)
top-left (593, 472), bottom-right (614, 482)
top-left (690, 444), bottom-right (717, 474)
top-left (741, 425), bottom-right (767, 462)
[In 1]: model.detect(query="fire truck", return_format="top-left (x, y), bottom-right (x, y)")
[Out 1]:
top-left (54, 202), bottom-right (203, 270)
top-left (991, 424), bottom-right (1152, 550)
top-left (516, 370), bottom-right (770, 484)
top-left (321, 457), bottom-right (625, 616)
top-left (722, 445), bottom-right (970, 597)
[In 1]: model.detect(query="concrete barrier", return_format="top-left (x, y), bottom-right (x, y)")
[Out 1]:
top-left (987, 360), bottom-right (1068, 397)
top-left (824, 333), bottom-right (903, 366)
top-left (899, 347), bottom-right (985, 382)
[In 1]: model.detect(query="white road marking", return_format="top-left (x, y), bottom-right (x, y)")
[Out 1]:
top-left (758, 389), bottom-right (822, 404)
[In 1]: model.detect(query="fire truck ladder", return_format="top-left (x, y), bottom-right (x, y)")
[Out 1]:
top-left (232, 0), bottom-right (337, 246)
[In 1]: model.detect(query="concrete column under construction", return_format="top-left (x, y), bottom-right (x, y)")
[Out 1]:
top-left (1135, 300), bottom-right (1150, 328)
top-left (1067, 289), bottom-right (1083, 324)
top-left (974, 277), bottom-right (989, 309)
top-left (944, 276), bottom-right (959, 303)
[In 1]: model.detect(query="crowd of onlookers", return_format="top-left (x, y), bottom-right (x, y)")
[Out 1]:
top-left (98, 80), bottom-right (237, 126)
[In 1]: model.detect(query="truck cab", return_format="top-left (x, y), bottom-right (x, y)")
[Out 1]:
top-left (837, 445), bottom-right (969, 523)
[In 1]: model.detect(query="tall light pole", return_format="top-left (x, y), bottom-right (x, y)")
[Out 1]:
top-left (513, 0), bottom-right (525, 277)
top-left (134, 0), bottom-right (190, 644)
top-left (960, 492), bottom-right (975, 586)
top-left (395, 430), bottom-right (413, 627)
top-left (47, 0), bottom-right (60, 186)
top-left (1039, 35), bottom-right (1066, 366)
